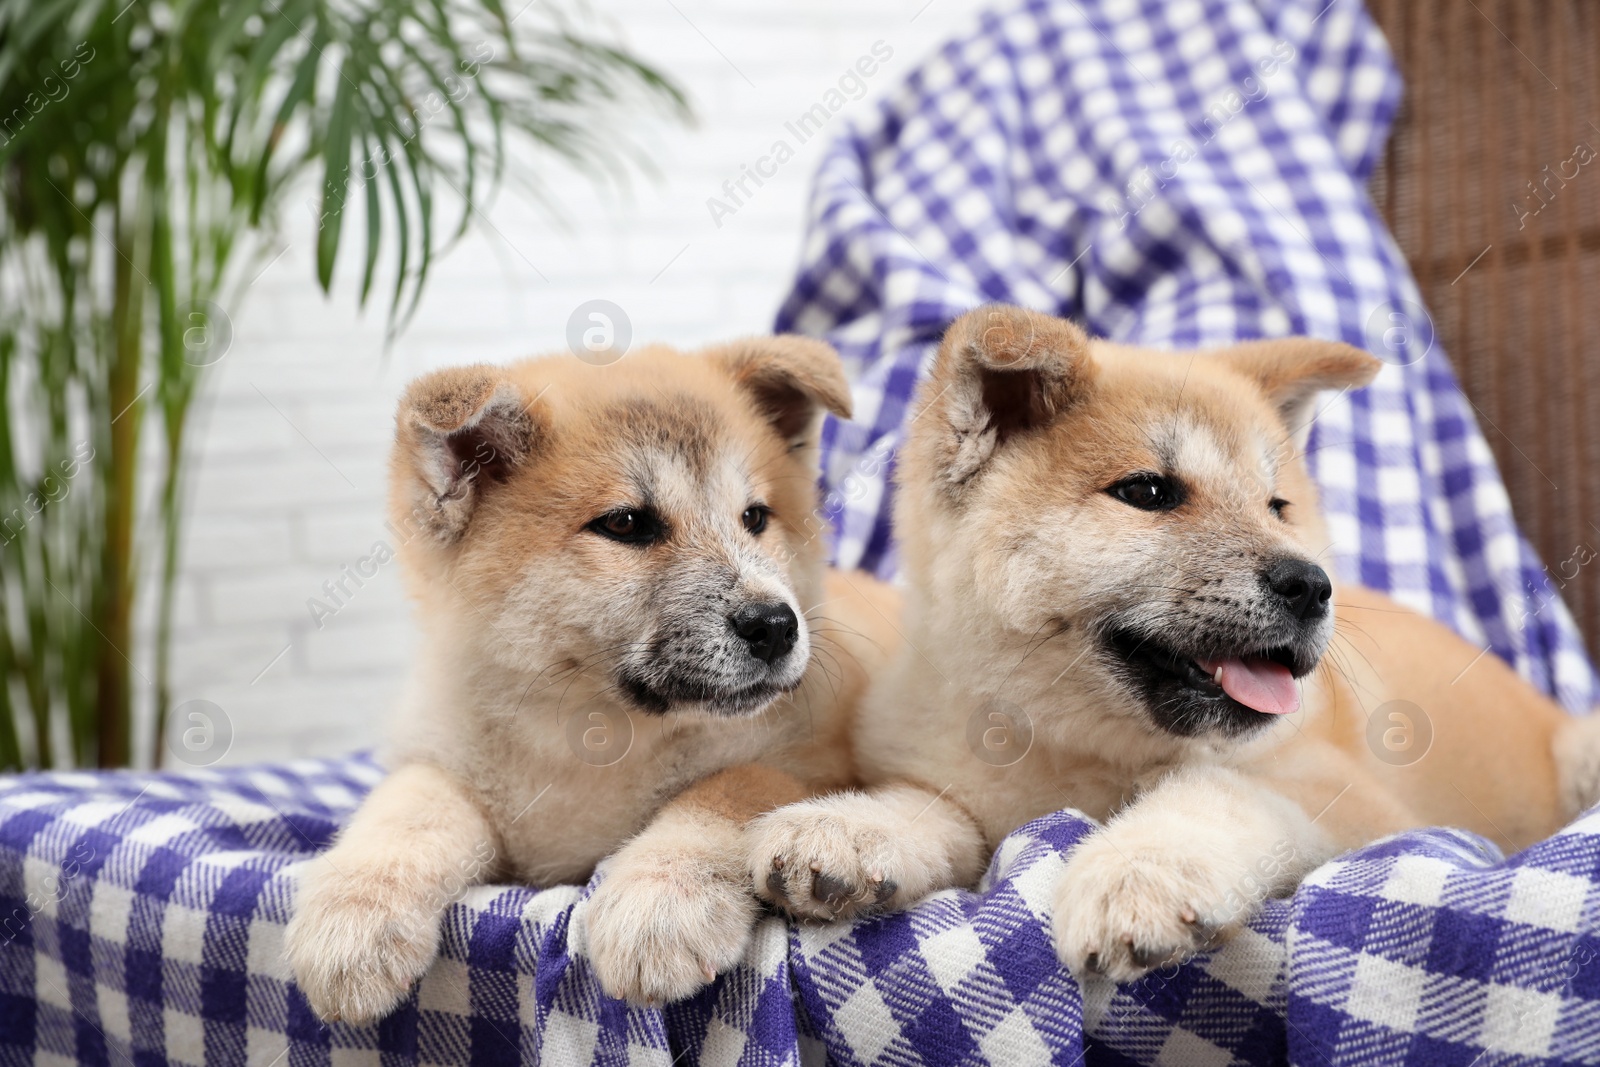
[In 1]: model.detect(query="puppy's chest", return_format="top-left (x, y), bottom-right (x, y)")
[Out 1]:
top-left (490, 712), bottom-right (784, 884)
top-left (1021, 762), bottom-right (1133, 825)
top-left (1055, 775), bottom-right (1136, 823)
top-left (630, 716), bottom-right (777, 791)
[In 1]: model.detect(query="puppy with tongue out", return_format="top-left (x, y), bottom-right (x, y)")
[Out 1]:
top-left (749, 304), bottom-right (1600, 987)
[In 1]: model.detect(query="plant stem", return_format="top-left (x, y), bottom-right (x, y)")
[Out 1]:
top-left (98, 195), bottom-right (143, 769)
top-left (153, 379), bottom-right (189, 770)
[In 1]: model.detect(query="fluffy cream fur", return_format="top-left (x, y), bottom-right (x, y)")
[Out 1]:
top-left (285, 339), bottom-right (898, 1017)
top-left (753, 304), bottom-right (1600, 981)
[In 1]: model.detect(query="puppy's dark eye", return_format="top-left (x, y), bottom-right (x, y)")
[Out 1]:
top-left (1109, 474), bottom-right (1180, 511)
top-left (587, 508), bottom-right (663, 545)
top-left (742, 505), bottom-right (770, 535)
top-left (1269, 498), bottom-right (1290, 520)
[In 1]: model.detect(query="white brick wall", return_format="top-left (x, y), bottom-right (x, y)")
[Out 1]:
top-left (175, 0), bottom-right (985, 766)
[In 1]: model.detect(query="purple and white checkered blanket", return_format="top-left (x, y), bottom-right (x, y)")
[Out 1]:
top-left (5, 0), bottom-right (1600, 1064)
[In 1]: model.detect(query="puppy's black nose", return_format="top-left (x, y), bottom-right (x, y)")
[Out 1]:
top-left (731, 602), bottom-right (800, 664)
top-left (1263, 559), bottom-right (1333, 621)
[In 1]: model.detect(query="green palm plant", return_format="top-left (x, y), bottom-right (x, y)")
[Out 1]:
top-left (0, 0), bottom-right (686, 769)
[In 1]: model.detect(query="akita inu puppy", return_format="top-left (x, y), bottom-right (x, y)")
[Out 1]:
top-left (285, 337), bottom-right (897, 1018)
top-left (750, 304), bottom-right (1600, 981)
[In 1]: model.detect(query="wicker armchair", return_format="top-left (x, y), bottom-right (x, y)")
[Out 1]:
top-left (1367, 0), bottom-right (1600, 661)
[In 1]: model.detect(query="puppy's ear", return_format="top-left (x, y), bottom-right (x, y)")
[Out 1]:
top-left (393, 364), bottom-right (539, 542)
top-left (919, 304), bottom-right (1094, 488)
top-left (708, 335), bottom-right (853, 445)
top-left (1216, 339), bottom-right (1381, 444)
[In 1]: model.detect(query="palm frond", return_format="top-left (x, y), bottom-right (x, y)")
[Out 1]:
top-left (0, 0), bottom-right (687, 768)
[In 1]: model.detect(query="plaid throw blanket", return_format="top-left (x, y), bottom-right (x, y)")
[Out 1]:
top-left (7, 759), bottom-right (1600, 1065)
top-left (5, 1), bottom-right (1600, 1065)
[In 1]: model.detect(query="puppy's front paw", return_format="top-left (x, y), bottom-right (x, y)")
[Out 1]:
top-left (749, 793), bottom-right (950, 922)
top-left (584, 843), bottom-right (758, 1007)
top-left (1052, 831), bottom-right (1248, 983)
top-left (285, 864), bottom-right (441, 1023)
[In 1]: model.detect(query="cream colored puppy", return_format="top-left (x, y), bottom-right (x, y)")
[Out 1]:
top-left (750, 304), bottom-right (1600, 980)
top-left (284, 338), bottom-right (897, 1019)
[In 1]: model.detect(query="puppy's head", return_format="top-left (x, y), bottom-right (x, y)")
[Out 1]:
top-left (390, 336), bottom-right (850, 717)
top-left (899, 305), bottom-right (1379, 742)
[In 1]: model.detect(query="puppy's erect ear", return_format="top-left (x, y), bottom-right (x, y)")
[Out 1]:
top-left (393, 364), bottom-right (539, 542)
top-left (919, 304), bottom-right (1093, 489)
top-left (708, 335), bottom-right (853, 445)
top-left (1215, 338), bottom-right (1382, 444)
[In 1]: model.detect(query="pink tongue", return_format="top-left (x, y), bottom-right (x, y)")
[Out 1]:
top-left (1197, 657), bottom-right (1300, 715)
